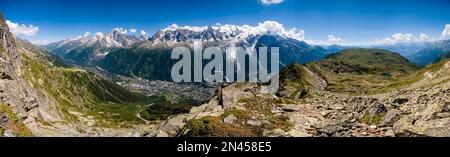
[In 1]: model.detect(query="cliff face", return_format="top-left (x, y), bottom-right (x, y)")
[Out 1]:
top-left (0, 13), bottom-right (39, 136)
top-left (0, 13), bottom-right (39, 116)
top-left (0, 13), bottom-right (20, 79)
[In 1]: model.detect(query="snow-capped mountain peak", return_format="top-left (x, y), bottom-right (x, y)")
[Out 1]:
top-left (51, 28), bottom-right (145, 51)
top-left (149, 21), bottom-right (306, 44)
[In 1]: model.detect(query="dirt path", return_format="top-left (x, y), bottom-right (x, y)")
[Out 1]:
top-left (136, 104), bottom-right (153, 124)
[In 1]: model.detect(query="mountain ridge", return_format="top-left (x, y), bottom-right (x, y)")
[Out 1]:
top-left (408, 40), bottom-right (450, 66)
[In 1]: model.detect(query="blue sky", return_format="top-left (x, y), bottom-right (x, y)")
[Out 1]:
top-left (1, 0), bottom-right (449, 45)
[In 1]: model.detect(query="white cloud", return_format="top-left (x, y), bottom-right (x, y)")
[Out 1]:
top-left (129, 28), bottom-right (137, 33)
top-left (83, 31), bottom-right (91, 37)
top-left (254, 21), bottom-right (305, 41)
top-left (221, 21), bottom-right (305, 41)
top-left (31, 39), bottom-right (49, 45)
top-left (419, 33), bottom-right (429, 41)
top-left (327, 35), bottom-right (343, 43)
top-left (442, 24), bottom-right (450, 39)
top-left (95, 32), bottom-right (104, 38)
top-left (5, 20), bottom-right (39, 36)
top-left (260, 0), bottom-right (284, 5)
top-left (140, 30), bottom-right (148, 36)
top-left (163, 24), bottom-right (209, 32)
top-left (112, 27), bottom-right (128, 34)
top-left (391, 33), bottom-right (415, 42)
top-left (376, 33), bottom-right (432, 44)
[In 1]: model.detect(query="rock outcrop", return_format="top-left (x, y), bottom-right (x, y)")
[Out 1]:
top-left (0, 12), bottom-right (40, 136)
top-left (146, 96), bottom-right (224, 137)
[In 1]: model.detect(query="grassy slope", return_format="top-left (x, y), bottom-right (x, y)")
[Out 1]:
top-left (19, 46), bottom-right (152, 126)
top-left (280, 63), bottom-right (313, 88)
top-left (384, 58), bottom-right (450, 90)
top-left (306, 48), bottom-right (420, 94)
top-left (0, 103), bottom-right (33, 137)
top-left (19, 42), bottom-right (199, 126)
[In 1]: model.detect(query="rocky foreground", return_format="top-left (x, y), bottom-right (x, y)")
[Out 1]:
top-left (147, 61), bottom-right (450, 137)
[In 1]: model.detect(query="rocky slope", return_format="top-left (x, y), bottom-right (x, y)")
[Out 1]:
top-left (17, 37), bottom-right (161, 136)
top-left (148, 50), bottom-right (449, 137)
top-left (306, 49), bottom-right (420, 94)
top-left (0, 12), bottom-right (40, 137)
top-left (1, 13), bottom-right (163, 136)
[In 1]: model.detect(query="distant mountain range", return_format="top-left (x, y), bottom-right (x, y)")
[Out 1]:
top-left (43, 24), bottom-right (450, 81)
top-left (366, 40), bottom-right (450, 66)
top-left (408, 40), bottom-right (450, 66)
top-left (370, 42), bottom-right (434, 57)
top-left (44, 28), bottom-right (147, 64)
top-left (44, 24), bottom-right (334, 81)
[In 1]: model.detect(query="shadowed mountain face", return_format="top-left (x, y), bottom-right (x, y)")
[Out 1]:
top-left (438, 51), bottom-right (450, 62)
top-left (97, 47), bottom-right (176, 81)
top-left (408, 40), bottom-right (450, 66)
top-left (256, 35), bottom-right (327, 66)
